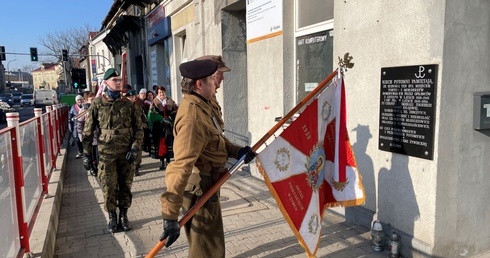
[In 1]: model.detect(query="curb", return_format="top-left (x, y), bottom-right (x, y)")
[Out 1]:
top-left (29, 136), bottom-right (69, 258)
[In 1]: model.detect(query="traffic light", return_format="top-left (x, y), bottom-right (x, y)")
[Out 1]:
top-left (79, 69), bottom-right (87, 89)
top-left (0, 46), bottom-right (5, 61)
top-left (71, 68), bottom-right (87, 89)
top-left (62, 49), bottom-right (68, 61)
top-left (30, 47), bottom-right (38, 62)
top-left (71, 69), bottom-right (79, 89)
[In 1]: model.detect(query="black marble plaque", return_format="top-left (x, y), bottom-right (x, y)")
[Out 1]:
top-left (378, 65), bottom-right (437, 160)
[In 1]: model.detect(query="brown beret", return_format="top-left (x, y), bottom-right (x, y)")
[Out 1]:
top-left (179, 59), bottom-right (218, 80)
top-left (196, 55), bottom-right (231, 72)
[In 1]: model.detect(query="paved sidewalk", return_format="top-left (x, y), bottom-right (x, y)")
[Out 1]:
top-left (54, 146), bottom-right (390, 258)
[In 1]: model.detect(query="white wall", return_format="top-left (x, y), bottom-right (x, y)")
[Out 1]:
top-left (335, 0), bottom-right (490, 257)
top-left (162, 0), bottom-right (490, 256)
top-left (434, 1), bottom-right (490, 256)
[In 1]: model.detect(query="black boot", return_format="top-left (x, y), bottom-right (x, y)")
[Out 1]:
top-left (107, 211), bottom-right (118, 233)
top-left (119, 208), bottom-right (131, 231)
top-left (159, 160), bottom-right (166, 170)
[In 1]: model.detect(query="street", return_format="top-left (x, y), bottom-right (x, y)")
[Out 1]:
top-left (0, 105), bottom-right (35, 130)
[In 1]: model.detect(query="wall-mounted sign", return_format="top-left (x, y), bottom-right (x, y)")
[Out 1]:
top-left (378, 64), bottom-right (438, 160)
top-left (147, 16), bottom-right (171, 46)
top-left (147, 5), bottom-right (165, 27)
top-left (246, 0), bottom-right (282, 43)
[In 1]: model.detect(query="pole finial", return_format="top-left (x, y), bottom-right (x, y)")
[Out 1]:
top-left (338, 52), bottom-right (354, 71)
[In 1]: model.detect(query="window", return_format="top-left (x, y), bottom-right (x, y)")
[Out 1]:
top-left (297, 0), bottom-right (334, 29)
top-left (181, 34), bottom-right (187, 61)
top-left (294, 0), bottom-right (334, 104)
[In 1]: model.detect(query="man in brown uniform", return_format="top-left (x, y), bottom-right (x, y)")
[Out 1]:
top-left (159, 59), bottom-right (255, 257)
top-left (196, 55), bottom-right (231, 130)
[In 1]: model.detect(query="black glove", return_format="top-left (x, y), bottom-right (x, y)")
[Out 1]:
top-left (238, 146), bottom-right (256, 164)
top-left (160, 219), bottom-right (180, 247)
top-left (82, 155), bottom-right (92, 170)
top-left (125, 148), bottom-right (138, 164)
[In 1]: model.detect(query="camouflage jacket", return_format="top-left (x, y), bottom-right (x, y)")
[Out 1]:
top-left (82, 92), bottom-right (143, 156)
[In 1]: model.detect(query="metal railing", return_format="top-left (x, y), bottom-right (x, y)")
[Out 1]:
top-left (0, 104), bottom-right (68, 258)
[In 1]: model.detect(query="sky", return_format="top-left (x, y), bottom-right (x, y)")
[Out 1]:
top-left (0, 0), bottom-right (113, 72)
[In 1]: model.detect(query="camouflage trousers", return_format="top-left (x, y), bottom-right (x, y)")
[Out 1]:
top-left (98, 152), bottom-right (134, 212)
top-left (135, 149), bottom-right (142, 167)
top-left (182, 174), bottom-right (224, 258)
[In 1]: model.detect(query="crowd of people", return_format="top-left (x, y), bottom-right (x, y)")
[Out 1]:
top-left (69, 55), bottom-right (256, 258)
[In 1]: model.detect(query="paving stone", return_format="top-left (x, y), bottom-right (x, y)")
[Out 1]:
top-left (49, 147), bottom-right (392, 257)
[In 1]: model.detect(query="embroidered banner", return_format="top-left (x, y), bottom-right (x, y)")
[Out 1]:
top-left (256, 74), bottom-right (365, 257)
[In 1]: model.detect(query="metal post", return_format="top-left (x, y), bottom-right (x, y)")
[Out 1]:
top-left (63, 61), bottom-right (68, 94)
top-left (6, 112), bottom-right (30, 252)
top-left (45, 106), bottom-right (56, 169)
top-left (34, 108), bottom-right (48, 194)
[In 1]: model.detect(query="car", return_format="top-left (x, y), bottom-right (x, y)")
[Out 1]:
top-left (0, 93), bottom-right (13, 106)
top-left (34, 89), bottom-right (59, 108)
top-left (20, 94), bottom-right (34, 107)
top-left (0, 100), bottom-right (14, 123)
top-left (12, 92), bottom-right (23, 105)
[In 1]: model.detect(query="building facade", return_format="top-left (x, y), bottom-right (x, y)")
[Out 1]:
top-left (32, 63), bottom-right (61, 90)
top-left (90, 1), bottom-right (490, 257)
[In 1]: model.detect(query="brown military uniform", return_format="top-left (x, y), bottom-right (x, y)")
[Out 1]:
top-left (83, 92), bottom-right (143, 212)
top-left (161, 92), bottom-right (241, 258)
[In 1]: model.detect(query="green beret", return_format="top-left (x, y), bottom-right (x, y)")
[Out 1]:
top-left (179, 59), bottom-right (217, 80)
top-left (103, 68), bottom-right (120, 80)
top-left (125, 89), bottom-right (137, 96)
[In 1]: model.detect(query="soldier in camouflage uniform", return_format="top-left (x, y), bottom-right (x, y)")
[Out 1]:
top-left (82, 68), bottom-right (144, 233)
top-left (159, 59), bottom-right (255, 257)
top-left (125, 89), bottom-right (147, 176)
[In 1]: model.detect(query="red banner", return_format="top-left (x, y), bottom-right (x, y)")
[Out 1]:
top-left (256, 74), bottom-right (365, 257)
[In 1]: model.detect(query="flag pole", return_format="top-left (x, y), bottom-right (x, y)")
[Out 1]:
top-left (71, 110), bottom-right (88, 121)
top-left (145, 68), bottom-right (339, 258)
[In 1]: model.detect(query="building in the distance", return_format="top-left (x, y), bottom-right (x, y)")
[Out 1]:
top-left (32, 63), bottom-right (61, 90)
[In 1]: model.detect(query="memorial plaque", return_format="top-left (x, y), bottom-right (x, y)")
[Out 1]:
top-left (378, 64), bottom-right (438, 160)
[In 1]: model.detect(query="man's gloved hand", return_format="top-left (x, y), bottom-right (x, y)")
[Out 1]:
top-left (125, 148), bottom-right (138, 164)
top-left (160, 219), bottom-right (180, 247)
top-left (238, 146), bottom-right (256, 164)
top-left (82, 155), bottom-right (92, 170)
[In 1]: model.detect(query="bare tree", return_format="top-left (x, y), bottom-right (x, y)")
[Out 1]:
top-left (22, 64), bottom-right (37, 73)
top-left (38, 24), bottom-right (97, 90)
top-left (38, 24), bottom-right (96, 63)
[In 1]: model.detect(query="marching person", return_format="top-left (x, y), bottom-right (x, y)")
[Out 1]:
top-left (82, 68), bottom-right (143, 233)
top-left (125, 89), bottom-right (147, 176)
top-left (69, 95), bottom-right (85, 158)
top-left (159, 59), bottom-right (255, 257)
top-left (76, 92), bottom-right (98, 176)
